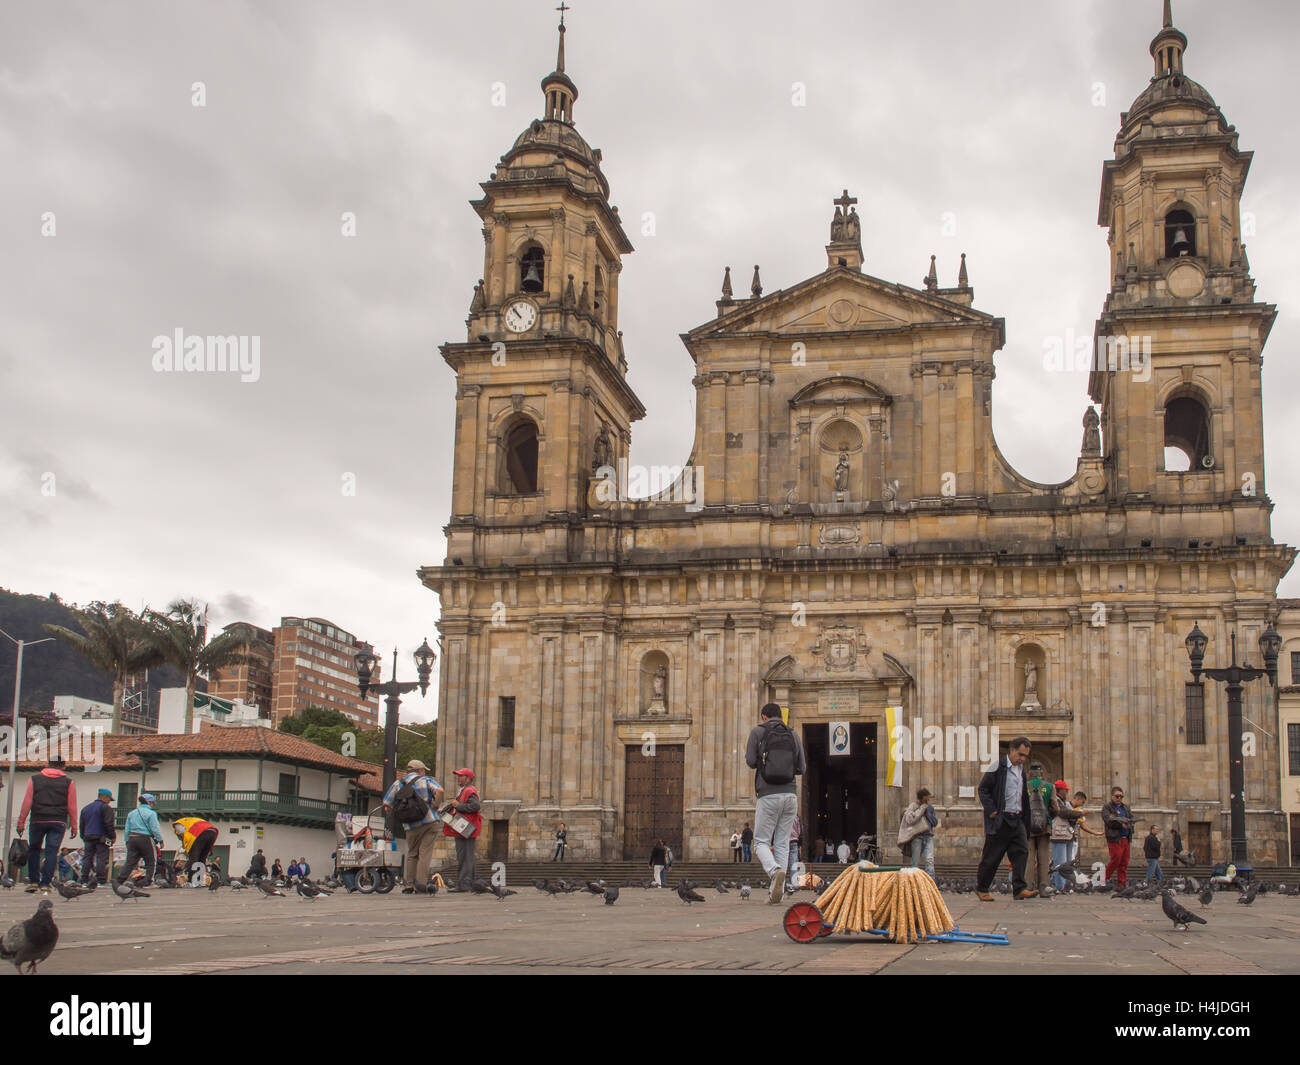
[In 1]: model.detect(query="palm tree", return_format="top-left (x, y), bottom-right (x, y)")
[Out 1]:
top-left (144, 600), bottom-right (266, 734)
top-left (43, 602), bottom-right (165, 733)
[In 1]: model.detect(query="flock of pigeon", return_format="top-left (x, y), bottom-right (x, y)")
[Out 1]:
top-left (4, 864), bottom-right (1298, 973)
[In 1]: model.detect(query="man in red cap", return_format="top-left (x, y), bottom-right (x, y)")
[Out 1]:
top-left (442, 768), bottom-right (482, 891)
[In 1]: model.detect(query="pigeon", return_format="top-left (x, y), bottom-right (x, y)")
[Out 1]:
top-left (532, 878), bottom-right (550, 895)
top-left (1162, 889), bottom-right (1207, 931)
top-left (207, 876), bottom-right (222, 892)
top-left (1113, 885), bottom-right (1137, 900)
top-left (1237, 883), bottom-right (1259, 905)
top-left (677, 883), bottom-right (705, 904)
top-left (1199, 887), bottom-right (1214, 907)
top-left (739, 884), bottom-right (751, 900)
top-left (0, 875), bottom-right (14, 889)
top-left (296, 881), bottom-right (323, 900)
top-left (490, 884), bottom-right (518, 901)
top-left (1052, 861), bottom-right (1076, 883)
top-left (1, 900), bottom-right (58, 975)
top-left (468, 878), bottom-right (494, 895)
top-left (1185, 876), bottom-right (1201, 894)
top-left (603, 886), bottom-right (619, 905)
top-left (425, 878), bottom-right (440, 896)
top-left (112, 880), bottom-right (149, 902)
top-left (230, 878), bottom-right (246, 890)
top-left (303, 877), bottom-right (332, 895)
top-left (257, 879), bottom-right (285, 898)
top-left (56, 881), bottom-right (91, 901)
top-left (714, 881), bottom-right (730, 894)
top-left (585, 880), bottom-right (606, 895)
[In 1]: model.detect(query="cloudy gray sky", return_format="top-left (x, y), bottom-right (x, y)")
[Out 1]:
top-left (3, 0), bottom-right (1297, 724)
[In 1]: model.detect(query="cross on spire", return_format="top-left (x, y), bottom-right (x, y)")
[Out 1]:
top-left (834, 189), bottom-right (858, 213)
top-left (557, 2), bottom-right (569, 26)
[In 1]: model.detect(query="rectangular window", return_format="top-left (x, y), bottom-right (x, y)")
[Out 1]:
top-left (1185, 682), bottom-right (1206, 745)
top-left (278, 773), bottom-right (298, 796)
top-left (498, 696), bottom-right (516, 748)
top-left (1292, 651), bottom-right (1300, 685)
top-left (1289, 723), bottom-right (1300, 776)
top-left (197, 769), bottom-right (226, 797)
top-left (118, 782), bottom-right (138, 810)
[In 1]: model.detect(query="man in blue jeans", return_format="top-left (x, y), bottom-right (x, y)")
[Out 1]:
top-left (745, 703), bottom-right (805, 904)
top-left (16, 756), bottom-right (78, 891)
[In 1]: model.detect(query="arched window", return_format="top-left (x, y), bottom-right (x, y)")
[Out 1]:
top-left (519, 245), bottom-right (545, 294)
top-left (1163, 394), bottom-right (1211, 471)
top-left (1164, 208), bottom-right (1196, 258)
top-left (500, 418), bottom-right (540, 493)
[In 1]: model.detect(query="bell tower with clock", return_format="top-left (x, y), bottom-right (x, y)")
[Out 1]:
top-left (439, 9), bottom-right (645, 564)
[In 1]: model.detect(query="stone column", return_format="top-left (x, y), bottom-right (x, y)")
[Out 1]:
top-left (490, 213), bottom-right (510, 306)
top-left (548, 208), bottom-right (566, 305)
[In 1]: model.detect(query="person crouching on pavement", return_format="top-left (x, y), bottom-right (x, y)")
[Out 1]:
top-left (442, 768), bottom-right (482, 891)
top-left (172, 816), bottom-right (220, 886)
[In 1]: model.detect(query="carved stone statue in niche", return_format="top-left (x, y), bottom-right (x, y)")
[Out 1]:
top-left (834, 451), bottom-right (850, 493)
top-left (1020, 659), bottom-right (1042, 711)
top-left (830, 206), bottom-right (845, 242)
top-left (646, 663), bottom-right (668, 715)
top-left (1081, 407), bottom-right (1101, 457)
top-left (592, 422), bottom-right (613, 473)
top-left (845, 207), bottom-right (861, 243)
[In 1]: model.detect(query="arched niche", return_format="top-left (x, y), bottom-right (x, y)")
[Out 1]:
top-left (640, 650), bottom-right (670, 716)
top-left (817, 418), bottom-right (864, 502)
top-left (1015, 643), bottom-right (1046, 709)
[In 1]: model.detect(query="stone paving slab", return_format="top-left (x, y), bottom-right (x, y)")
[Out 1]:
top-left (2, 884), bottom-right (1297, 975)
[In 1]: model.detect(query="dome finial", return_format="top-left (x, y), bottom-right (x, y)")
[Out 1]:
top-left (1150, 0), bottom-right (1187, 78)
top-left (541, 3), bottom-right (578, 122)
top-left (556, 2), bottom-right (568, 73)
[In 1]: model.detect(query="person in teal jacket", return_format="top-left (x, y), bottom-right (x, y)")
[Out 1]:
top-left (115, 794), bottom-right (164, 886)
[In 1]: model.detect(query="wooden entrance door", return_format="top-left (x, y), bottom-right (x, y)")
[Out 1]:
top-left (623, 745), bottom-right (684, 860)
top-left (1187, 821), bottom-right (1212, 864)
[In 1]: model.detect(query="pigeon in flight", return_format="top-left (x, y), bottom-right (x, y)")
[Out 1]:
top-left (112, 880), bottom-right (149, 902)
top-left (1, 899), bottom-right (58, 975)
top-left (257, 879), bottom-right (286, 898)
top-left (585, 880), bottom-right (606, 895)
top-left (56, 882), bottom-right (91, 901)
top-left (1161, 889), bottom-right (1207, 931)
top-left (677, 883), bottom-right (705, 904)
top-left (603, 886), bottom-right (619, 905)
top-left (1237, 883), bottom-right (1259, 905)
top-left (490, 883), bottom-right (518, 901)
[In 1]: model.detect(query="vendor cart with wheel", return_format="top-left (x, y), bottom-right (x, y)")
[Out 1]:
top-left (334, 809), bottom-right (401, 894)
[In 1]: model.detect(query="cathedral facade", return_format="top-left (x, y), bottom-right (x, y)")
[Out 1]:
top-left (421, 6), bottom-right (1294, 863)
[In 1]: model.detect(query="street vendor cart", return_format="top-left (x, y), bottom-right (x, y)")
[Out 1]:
top-left (334, 809), bottom-right (401, 893)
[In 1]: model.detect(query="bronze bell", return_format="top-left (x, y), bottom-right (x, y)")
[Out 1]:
top-left (1171, 227), bottom-right (1191, 255)
top-left (521, 260), bottom-right (544, 291)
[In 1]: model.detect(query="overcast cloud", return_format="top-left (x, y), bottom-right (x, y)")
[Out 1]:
top-left (3, 0), bottom-right (1297, 724)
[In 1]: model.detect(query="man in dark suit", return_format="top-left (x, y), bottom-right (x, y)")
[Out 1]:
top-left (975, 735), bottom-right (1036, 901)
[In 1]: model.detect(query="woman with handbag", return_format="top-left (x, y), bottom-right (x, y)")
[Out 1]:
top-left (898, 787), bottom-right (939, 879)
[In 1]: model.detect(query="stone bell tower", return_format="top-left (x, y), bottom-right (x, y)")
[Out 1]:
top-left (440, 10), bottom-right (645, 565)
top-left (1091, 0), bottom-right (1274, 540)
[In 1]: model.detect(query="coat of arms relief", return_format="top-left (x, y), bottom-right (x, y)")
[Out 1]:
top-left (811, 623), bottom-right (875, 676)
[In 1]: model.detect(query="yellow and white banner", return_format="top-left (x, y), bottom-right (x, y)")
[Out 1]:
top-left (885, 705), bottom-right (904, 787)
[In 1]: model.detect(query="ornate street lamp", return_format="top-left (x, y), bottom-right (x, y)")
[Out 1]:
top-left (354, 639), bottom-right (436, 795)
top-left (1184, 621), bottom-right (1278, 863)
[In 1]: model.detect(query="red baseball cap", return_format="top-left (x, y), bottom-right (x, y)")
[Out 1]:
top-left (1054, 780), bottom-right (1070, 790)
top-left (453, 767), bottom-right (475, 779)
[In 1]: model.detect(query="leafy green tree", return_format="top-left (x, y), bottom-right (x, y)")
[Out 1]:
top-left (280, 705), bottom-right (351, 736)
top-left (145, 600), bottom-right (267, 734)
top-left (42, 602), bottom-right (166, 732)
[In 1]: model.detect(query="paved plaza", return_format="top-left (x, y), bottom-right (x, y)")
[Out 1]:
top-left (5, 883), bottom-right (1298, 976)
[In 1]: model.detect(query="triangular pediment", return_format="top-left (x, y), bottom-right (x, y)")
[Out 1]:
top-left (685, 267), bottom-right (997, 341)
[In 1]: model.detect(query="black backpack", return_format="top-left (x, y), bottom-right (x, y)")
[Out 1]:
top-left (391, 776), bottom-right (430, 824)
top-left (759, 723), bottom-right (798, 785)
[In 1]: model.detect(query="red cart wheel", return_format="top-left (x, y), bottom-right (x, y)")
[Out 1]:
top-left (783, 902), bottom-right (825, 943)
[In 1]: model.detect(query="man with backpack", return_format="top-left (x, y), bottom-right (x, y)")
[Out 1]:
top-left (17, 756), bottom-right (78, 892)
top-left (744, 702), bottom-right (805, 904)
top-left (382, 759), bottom-right (444, 891)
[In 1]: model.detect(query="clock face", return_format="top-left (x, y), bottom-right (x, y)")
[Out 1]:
top-left (504, 300), bottom-right (537, 333)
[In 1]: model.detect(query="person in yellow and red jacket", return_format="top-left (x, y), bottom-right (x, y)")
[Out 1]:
top-left (172, 817), bottom-right (219, 886)
top-left (441, 768), bottom-right (482, 892)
